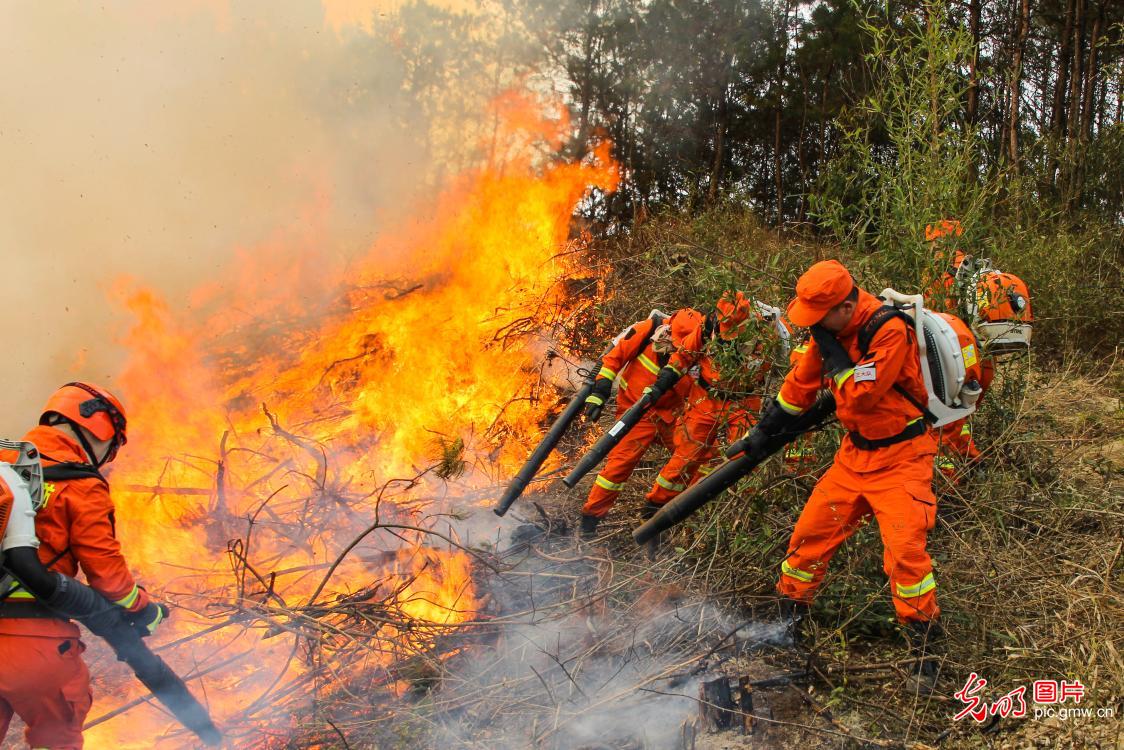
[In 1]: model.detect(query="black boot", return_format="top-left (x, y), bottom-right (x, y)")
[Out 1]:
top-left (579, 513), bottom-right (602, 540)
top-left (778, 598), bottom-right (811, 648)
top-left (905, 620), bottom-right (944, 695)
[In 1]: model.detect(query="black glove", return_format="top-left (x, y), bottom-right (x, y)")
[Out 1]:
top-left (651, 365), bottom-right (683, 397)
top-left (810, 325), bottom-right (854, 378)
top-left (725, 428), bottom-right (768, 459)
top-left (127, 599), bottom-right (170, 637)
top-left (725, 397), bottom-right (800, 458)
top-left (583, 378), bottom-right (612, 421)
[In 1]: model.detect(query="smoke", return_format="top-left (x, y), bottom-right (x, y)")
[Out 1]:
top-left (0, 0), bottom-right (450, 436)
top-left (415, 518), bottom-right (790, 749)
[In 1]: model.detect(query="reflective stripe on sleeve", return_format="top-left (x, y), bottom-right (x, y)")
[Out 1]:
top-left (960, 424), bottom-right (971, 437)
top-left (833, 367), bottom-right (855, 387)
top-left (4, 590), bottom-right (35, 600)
top-left (598, 366), bottom-right (617, 380)
top-left (114, 584), bottom-right (141, 610)
top-left (585, 395), bottom-right (605, 406)
top-left (637, 354), bottom-right (661, 376)
top-left (776, 393), bottom-right (804, 415)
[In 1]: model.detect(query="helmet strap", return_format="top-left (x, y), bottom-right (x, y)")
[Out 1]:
top-left (50, 416), bottom-right (109, 469)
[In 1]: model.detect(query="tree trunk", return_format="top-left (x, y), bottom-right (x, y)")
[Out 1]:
top-left (1007, 0), bottom-right (1031, 171)
top-left (573, 0), bottom-right (600, 160)
top-left (772, 2), bottom-right (791, 224)
top-left (1116, 62), bottom-right (1123, 125)
top-left (1052, 0), bottom-right (1076, 137)
top-left (1065, 0), bottom-right (1087, 206)
top-left (797, 66), bottom-right (810, 223)
top-left (818, 63), bottom-right (833, 168)
top-left (966, 0), bottom-right (981, 125)
top-left (1080, 4), bottom-right (1103, 142)
top-left (706, 85), bottom-right (730, 205)
top-left (1073, 1), bottom-right (1104, 207)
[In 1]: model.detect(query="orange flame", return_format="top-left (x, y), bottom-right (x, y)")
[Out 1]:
top-left (82, 93), bottom-right (617, 746)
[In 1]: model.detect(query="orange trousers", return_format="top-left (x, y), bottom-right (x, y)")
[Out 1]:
top-left (777, 452), bottom-right (940, 623)
top-left (0, 634), bottom-right (91, 749)
top-left (582, 414), bottom-right (676, 517)
top-left (646, 396), bottom-right (755, 505)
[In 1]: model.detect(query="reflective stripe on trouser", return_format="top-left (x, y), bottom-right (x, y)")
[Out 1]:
top-left (646, 397), bottom-right (756, 505)
top-left (581, 415), bottom-right (676, 518)
top-left (0, 634), bottom-right (92, 749)
top-left (776, 451), bottom-right (940, 622)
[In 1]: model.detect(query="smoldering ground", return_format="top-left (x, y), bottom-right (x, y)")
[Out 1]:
top-left (358, 501), bottom-right (793, 750)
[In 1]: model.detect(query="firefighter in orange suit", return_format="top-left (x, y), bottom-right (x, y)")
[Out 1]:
top-left (925, 219), bottom-right (967, 310)
top-left (645, 292), bottom-right (786, 507)
top-left (924, 220), bottom-right (1032, 479)
top-left (744, 261), bottom-right (942, 686)
top-left (0, 383), bottom-right (167, 750)
top-left (579, 312), bottom-right (700, 535)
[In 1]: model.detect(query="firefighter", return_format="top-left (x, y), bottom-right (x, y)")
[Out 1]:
top-left (579, 311), bottom-right (701, 536)
top-left (925, 219), bottom-right (967, 310)
top-left (924, 221), bottom-right (1033, 479)
top-left (745, 261), bottom-right (943, 689)
top-left (645, 292), bottom-right (787, 510)
top-left (0, 383), bottom-right (167, 750)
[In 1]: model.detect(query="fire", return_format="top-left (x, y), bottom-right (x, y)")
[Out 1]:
top-left (79, 94), bottom-right (617, 747)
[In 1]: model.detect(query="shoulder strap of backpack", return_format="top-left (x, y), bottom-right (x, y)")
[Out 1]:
top-left (857, 306), bottom-right (937, 423)
top-left (41, 461), bottom-right (107, 485)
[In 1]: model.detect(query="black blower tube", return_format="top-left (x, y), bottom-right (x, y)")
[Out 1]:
top-left (632, 393), bottom-right (837, 545)
top-left (3, 547), bottom-right (223, 746)
top-left (494, 376), bottom-right (596, 516)
top-left (563, 366), bottom-right (684, 488)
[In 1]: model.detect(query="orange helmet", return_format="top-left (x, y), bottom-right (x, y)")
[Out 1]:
top-left (668, 308), bottom-right (707, 351)
top-left (714, 290), bottom-right (752, 340)
top-left (925, 219), bottom-right (964, 242)
top-left (41, 382), bottom-right (128, 463)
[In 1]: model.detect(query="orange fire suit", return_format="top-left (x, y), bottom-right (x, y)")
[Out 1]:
top-left (0, 425), bottom-right (151, 749)
top-left (646, 370), bottom-right (761, 505)
top-left (646, 312), bottom-right (785, 504)
top-left (582, 317), bottom-right (694, 517)
top-left (775, 290), bottom-right (941, 623)
top-left (781, 334), bottom-right (818, 470)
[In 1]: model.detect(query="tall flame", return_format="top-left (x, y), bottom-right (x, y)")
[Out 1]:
top-left (81, 93), bottom-right (617, 746)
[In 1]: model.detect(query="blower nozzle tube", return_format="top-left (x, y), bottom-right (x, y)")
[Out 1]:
top-left (633, 393), bottom-right (837, 545)
top-left (3, 548), bottom-right (223, 746)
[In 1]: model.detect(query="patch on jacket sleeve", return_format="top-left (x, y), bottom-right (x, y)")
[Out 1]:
top-left (854, 363), bottom-right (876, 383)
